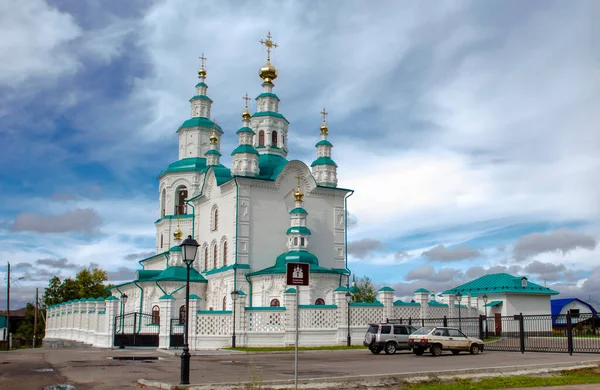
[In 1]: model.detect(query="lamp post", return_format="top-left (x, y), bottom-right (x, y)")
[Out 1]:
top-left (345, 292), bottom-right (352, 346)
top-left (482, 294), bottom-right (489, 339)
top-left (179, 235), bottom-right (199, 385)
top-left (5, 262), bottom-right (25, 350)
top-left (456, 292), bottom-right (462, 331)
top-left (230, 290), bottom-right (239, 348)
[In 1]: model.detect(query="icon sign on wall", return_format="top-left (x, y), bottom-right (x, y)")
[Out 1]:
top-left (286, 262), bottom-right (309, 286)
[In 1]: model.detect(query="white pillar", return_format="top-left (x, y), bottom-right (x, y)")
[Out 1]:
top-left (158, 295), bottom-right (174, 349)
top-left (377, 287), bottom-right (395, 322)
top-left (104, 297), bottom-right (119, 348)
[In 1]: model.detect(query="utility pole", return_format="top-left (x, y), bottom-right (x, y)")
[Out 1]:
top-left (33, 287), bottom-right (38, 348)
top-left (6, 262), bottom-right (10, 350)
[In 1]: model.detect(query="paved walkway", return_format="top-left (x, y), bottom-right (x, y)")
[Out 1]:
top-left (1, 347), bottom-right (599, 389)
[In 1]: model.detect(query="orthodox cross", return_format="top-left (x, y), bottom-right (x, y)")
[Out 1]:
top-left (259, 31), bottom-right (278, 61)
top-left (199, 52), bottom-right (207, 68)
top-left (320, 108), bottom-right (328, 123)
top-left (296, 174), bottom-right (302, 188)
top-left (242, 92), bottom-right (251, 109)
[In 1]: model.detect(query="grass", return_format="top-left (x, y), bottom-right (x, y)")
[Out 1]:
top-left (222, 345), bottom-right (366, 352)
top-left (401, 366), bottom-right (600, 389)
top-left (482, 337), bottom-right (500, 342)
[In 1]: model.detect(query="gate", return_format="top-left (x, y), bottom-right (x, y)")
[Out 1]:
top-left (170, 318), bottom-right (185, 347)
top-left (113, 312), bottom-right (159, 347)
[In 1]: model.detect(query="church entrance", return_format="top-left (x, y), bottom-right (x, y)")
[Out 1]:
top-left (113, 312), bottom-right (159, 347)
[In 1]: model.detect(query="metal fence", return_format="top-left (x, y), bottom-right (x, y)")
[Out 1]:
top-left (387, 312), bottom-right (600, 355)
top-left (113, 312), bottom-right (159, 347)
top-left (170, 318), bottom-right (184, 348)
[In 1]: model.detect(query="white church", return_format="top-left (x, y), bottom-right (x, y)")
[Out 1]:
top-left (110, 32), bottom-right (352, 314)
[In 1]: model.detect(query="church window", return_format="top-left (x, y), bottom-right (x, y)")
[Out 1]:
top-left (293, 237), bottom-right (298, 246)
top-left (300, 238), bottom-right (305, 246)
top-left (151, 305), bottom-right (160, 325)
top-left (272, 131), bottom-right (278, 146)
top-left (222, 296), bottom-right (227, 311)
top-left (211, 206), bottom-right (219, 231)
top-left (160, 234), bottom-right (164, 248)
top-left (179, 305), bottom-right (186, 324)
top-left (213, 244), bottom-right (218, 268)
top-left (204, 247), bottom-right (208, 270)
top-left (223, 241), bottom-right (228, 266)
top-left (315, 298), bottom-right (325, 305)
top-left (161, 189), bottom-right (166, 218)
top-left (258, 131), bottom-right (265, 146)
top-left (270, 299), bottom-right (280, 307)
top-left (281, 134), bottom-right (285, 148)
top-left (175, 186), bottom-right (188, 215)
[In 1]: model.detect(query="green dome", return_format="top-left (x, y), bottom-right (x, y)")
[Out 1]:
top-left (311, 157), bottom-right (337, 167)
top-left (159, 157), bottom-right (207, 177)
top-left (315, 140), bottom-right (333, 147)
top-left (286, 226), bottom-right (311, 235)
top-left (232, 145), bottom-right (259, 156)
top-left (289, 207), bottom-right (308, 215)
top-left (204, 149), bottom-right (222, 156)
top-left (179, 117), bottom-right (222, 130)
top-left (189, 95), bottom-right (212, 102)
top-left (195, 82), bottom-right (208, 88)
top-left (236, 127), bottom-right (256, 134)
top-left (256, 92), bottom-right (279, 100)
top-left (276, 250), bottom-right (319, 266)
top-left (414, 288), bottom-right (430, 293)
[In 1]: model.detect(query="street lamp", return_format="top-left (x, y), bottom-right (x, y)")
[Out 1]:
top-left (482, 294), bottom-right (489, 339)
top-left (179, 235), bottom-right (199, 386)
top-left (456, 292), bottom-right (462, 331)
top-left (230, 290), bottom-right (239, 348)
top-left (345, 292), bottom-right (352, 346)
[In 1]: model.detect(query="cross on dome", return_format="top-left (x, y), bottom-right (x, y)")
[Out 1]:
top-left (259, 31), bottom-right (278, 61)
top-left (320, 108), bottom-right (328, 124)
top-left (294, 174), bottom-right (304, 202)
top-left (242, 92), bottom-right (251, 109)
top-left (198, 52), bottom-right (207, 78)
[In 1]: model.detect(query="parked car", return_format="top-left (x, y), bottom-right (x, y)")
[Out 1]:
top-left (363, 323), bottom-right (419, 355)
top-left (407, 326), bottom-right (484, 356)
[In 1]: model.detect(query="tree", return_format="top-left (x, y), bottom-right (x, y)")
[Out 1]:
top-left (14, 302), bottom-right (45, 347)
top-left (351, 276), bottom-right (378, 303)
top-left (42, 267), bottom-right (111, 307)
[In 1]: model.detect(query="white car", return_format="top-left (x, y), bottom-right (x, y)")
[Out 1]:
top-left (407, 326), bottom-right (484, 356)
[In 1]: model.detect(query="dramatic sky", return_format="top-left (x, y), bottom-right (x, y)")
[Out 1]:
top-left (1, 0), bottom-right (599, 308)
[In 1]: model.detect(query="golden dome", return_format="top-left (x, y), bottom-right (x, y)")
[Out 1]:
top-left (320, 123), bottom-right (328, 135)
top-left (294, 185), bottom-right (304, 202)
top-left (198, 68), bottom-right (207, 78)
top-left (242, 108), bottom-right (251, 120)
top-left (210, 128), bottom-right (218, 144)
top-left (259, 61), bottom-right (278, 83)
top-left (174, 225), bottom-right (183, 241)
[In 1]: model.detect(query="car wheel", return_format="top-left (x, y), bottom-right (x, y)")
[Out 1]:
top-left (370, 346), bottom-right (382, 355)
top-left (431, 344), bottom-right (442, 356)
top-left (470, 344), bottom-right (480, 355)
top-left (451, 350), bottom-right (460, 355)
top-left (413, 348), bottom-right (424, 356)
top-left (384, 342), bottom-right (396, 355)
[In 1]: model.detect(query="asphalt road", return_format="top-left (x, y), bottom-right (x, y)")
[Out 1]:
top-left (1, 347), bottom-right (600, 389)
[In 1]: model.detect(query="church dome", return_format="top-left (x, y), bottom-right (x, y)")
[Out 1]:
top-left (259, 61), bottom-right (278, 83)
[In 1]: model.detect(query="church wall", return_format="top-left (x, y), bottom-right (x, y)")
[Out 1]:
top-left (178, 128), bottom-right (221, 160)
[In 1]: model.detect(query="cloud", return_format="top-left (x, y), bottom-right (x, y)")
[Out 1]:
top-left (21, 268), bottom-right (61, 282)
top-left (524, 260), bottom-right (567, 282)
top-left (348, 238), bottom-right (383, 258)
top-left (12, 262), bottom-right (33, 271)
top-left (405, 265), bottom-right (463, 283)
top-left (107, 267), bottom-right (137, 282)
top-left (422, 244), bottom-right (480, 262)
top-left (124, 251), bottom-right (155, 261)
top-left (11, 208), bottom-right (102, 234)
top-left (51, 193), bottom-right (78, 201)
top-left (36, 258), bottom-right (79, 269)
top-left (514, 229), bottom-right (597, 260)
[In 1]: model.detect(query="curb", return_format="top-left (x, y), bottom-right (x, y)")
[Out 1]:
top-left (138, 359), bottom-right (600, 389)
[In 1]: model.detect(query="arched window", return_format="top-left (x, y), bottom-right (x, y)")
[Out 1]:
top-left (281, 134), bottom-right (285, 148)
top-left (223, 241), bottom-right (228, 266)
top-left (175, 186), bottom-right (188, 215)
top-left (211, 206), bottom-right (219, 231)
top-left (152, 305), bottom-right (160, 325)
top-left (258, 131), bottom-right (265, 146)
top-left (315, 298), bottom-right (325, 305)
top-left (160, 234), bottom-right (164, 248)
top-left (204, 247), bottom-right (208, 270)
top-left (293, 237), bottom-right (298, 246)
top-left (213, 244), bottom-right (218, 268)
top-left (271, 131), bottom-right (278, 146)
top-left (179, 305), bottom-right (186, 325)
top-left (161, 189), bottom-right (166, 217)
top-left (222, 296), bottom-right (227, 311)
top-left (270, 299), bottom-right (281, 307)
top-left (300, 238), bottom-right (305, 246)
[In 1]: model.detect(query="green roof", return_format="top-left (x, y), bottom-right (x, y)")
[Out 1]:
top-left (429, 300), bottom-right (448, 307)
top-left (315, 140), bottom-right (333, 147)
top-left (151, 266), bottom-right (207, 283)
top-left (231, 144), bottom-right (259, 156)
top-left (289, 207), bottom-right (308, 215)
top-left (334, 286), bottom-right (349, 292)
top-left (443, 273), bottom-right (559, 296)
top-left (236, 127), bottom-right (256, 134)
top-left (178, 117), bottom-right (222, 131)
top-left (393, 300), bottom-right (420, 307)
top-left (201, 165), bottom-right (232, 185)
top-left (189, 95), bottom-right (212, 102)
top-left (378, 286), bottom-right (395, 292)
top-left (159, 157), bottom-right (207, 177)
top-left (256, 92), bottom-right (279, 100)
top-left (414, 288), bottom-right (430, 293)
top-left (252, 111), bottom-right (289, 123)
top-left (247, 250), bottom-right (338, 277)
top-left (257, 154), bottom-right (288, 180)
top-left (0, 316), bottom-right (7, 328)
top-left (285, 288), bottom-right (297, 294)
top-left (286, 226), bottom-right (311, 235)
top-left (188, 294), bottom-right (202, 300)
top-left (195, 82), bottom-right (207, 88)
top-left (485, 300), bottom-right (503, 307)
top-left (204, 149), bottom-right (222, 156)
top-left (160, 294), bottom-right (175, 300)
top-left (169, 245), bottom-right (182, 252)
top-left (310, 157), bottom-right (337, 167)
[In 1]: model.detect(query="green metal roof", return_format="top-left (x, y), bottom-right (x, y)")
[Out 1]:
top-left (195, 82), bottom-right (207, 88)
top-left (257, 154), bottom-right (288, 180)
top-left (160, 294), bottom-right (175, 300)
top-left (334, 286), bottom-right (349, 292)
top-left (311, 156), bottom-right (337, 167)
top-left (231, 144), bottom-right (259, 156)
top-left (429, 300), bottom-right (448, 307)
top-left (236, 127), bottom-right (256, 134)
top-left (315, 140), bottom-right (333, 147)
top-left (178, 117), bottom-right (222, 131)
top-left (485, 300), bottom-right (503, 307)
top-left (201, 165), bottom-right (232, 185)
top-left (378, 286), bottom-right (395, 292)
top-left (159, 157), bottom-right (207, 177)
top-left (251, 111), bottom-right (289, 123)
top-left (414, 288), bottom-right (430, 293)
top-left (289, 207), bottom-right (308, 215)
top-left (285, 288), bottom-right (297, 294)
top-left (151, 266), bottom-right (207, 283)
top-left (169, 245), bottom-right (182, 252)
top-left (188, 294), bottom-right (202, 300)
top-left (286, 226), bottom-right (311, 235)
top-left (247, 250), bottom-right (338, 277)
top-left (443, 273), bottom-right (559, 296)
top-left (204, 149), bottom-right (222, 156)
top-left (256, 92), bottom-right (279, 100)
top-left (393, 300), bottom-right (420, 307)
top-left (189, 95), bottom-right (212, 102)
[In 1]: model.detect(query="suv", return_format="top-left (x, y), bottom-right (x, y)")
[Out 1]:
top-left (364, 323), bottom-right (419, 355)
top-left (407, 327), bottom-right (484, 356)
